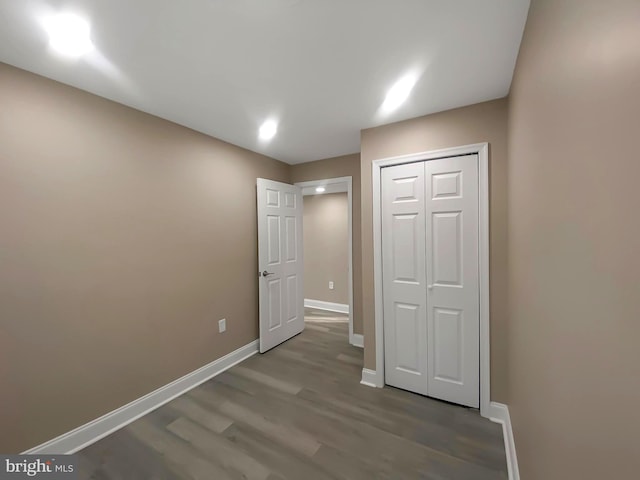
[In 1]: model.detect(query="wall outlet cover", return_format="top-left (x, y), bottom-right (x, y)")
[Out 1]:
top-left (329, 281), bottom-right (334, 290)
top-left (218, 318), bottom-right (226, 333)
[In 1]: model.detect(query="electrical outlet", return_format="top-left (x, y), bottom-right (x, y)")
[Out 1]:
top-left (218, 318), bottom-right (226, 333)
top-left (329, 281), bottom-right (334, 290)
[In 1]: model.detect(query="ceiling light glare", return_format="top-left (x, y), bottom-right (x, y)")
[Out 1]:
top-left (45, 13), bottom-right (94, 58)
top-left (381, 74), bottom-right (417, 113)
top-left (259, 120), bottom-right (278, 141)
top-left (315, 187), bottom-right (326, 193)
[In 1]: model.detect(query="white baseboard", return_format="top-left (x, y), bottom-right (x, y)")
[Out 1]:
top-left (489, 402), bottom-right (520, 480)
top-left (350, 333), bottom-right (364, 348)
top-left (360, 368), bottom-right (383, 388)
top-left (23, 340), bottom-right (259, 455)
top-left (304, 298), bottom-right (349, 314)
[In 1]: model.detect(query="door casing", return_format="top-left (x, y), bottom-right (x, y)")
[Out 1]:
top-left (364, 143), bottom-right (491, 418)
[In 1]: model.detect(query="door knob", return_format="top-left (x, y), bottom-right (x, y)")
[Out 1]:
top-left (262, 271), bottom-right (275, 277)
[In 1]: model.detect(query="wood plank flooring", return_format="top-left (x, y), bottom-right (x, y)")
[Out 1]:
top-left (78, 315), bottom-right (507, 479)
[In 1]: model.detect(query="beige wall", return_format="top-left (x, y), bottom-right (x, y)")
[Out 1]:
top-left (303, 193), bottom-right (349, 305)
top-left (290, 154), bottom-right (362, 334)
top-left (507, 0), bottom-right (640, 478)
top-left (360, 98), bottom-right (509, 402)
top-left (0, 63), bottom-right (290, 453)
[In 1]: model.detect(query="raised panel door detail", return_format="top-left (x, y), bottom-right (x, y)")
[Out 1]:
top-left (284, 192), bottom-right (296, 209)
top-left (432, 211), bottom-right (462, 286)
top-left (285, 216), bottom-right (297, 263)
top-left (394, 303), bottom-right (421, 374)
top-left (433, 308), bottom-right (463, 384)
top-left (392, 214), bottom-right (419, 284)
top-left (432, 171), bottom-right (462, 199)
top-left (266, 189), bottom-right (280, 207)
top-left (286, 275), bottom-right (297, 323)
top-left (267, 215), bottom-right (281, 266)
top-left (268, 278), bottom-right (282, 330)
top-left (391, 176), bottom-right (419, 203)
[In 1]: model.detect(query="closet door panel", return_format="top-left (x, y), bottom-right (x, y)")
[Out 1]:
top-left (425, 154), bottom-right (480, 408)
top-left (381, 162), bottom-right (428, 395)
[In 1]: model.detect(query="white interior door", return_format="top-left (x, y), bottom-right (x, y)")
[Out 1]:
top-left (257, 178), bottom-right (304, 353)
top-left (381, 162), bottom-right (429, 395)
top-left (425, 155), bottom-right (479, 408)
top-left (381, 154), bottom-right (480, 408)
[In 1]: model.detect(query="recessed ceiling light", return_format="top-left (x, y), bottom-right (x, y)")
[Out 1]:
top-left (381, 74), bottom-right (417, 113)
top-left (45, 13), bottom-right (94, 58)
top-left (315, 187), bottom-right (326, 193)
top-left (259, 120), bottom-right (278, 141)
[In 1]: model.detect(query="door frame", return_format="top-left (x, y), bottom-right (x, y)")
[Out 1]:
top-left (368, 143), bottom-right (491, 418)
top-left (294, 176), bottom-right (359, 347)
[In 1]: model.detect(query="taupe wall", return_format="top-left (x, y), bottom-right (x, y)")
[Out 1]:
top-left (507, 0), bottom-right (640, 477)
top-left (290, 154), bottom-right (362, 334)
top-left (303, 193), bottom-right (349, 305)
top-left (0, 63), bottom-right (290, 453)
top-left (360, 98), bottom-right (509, 402)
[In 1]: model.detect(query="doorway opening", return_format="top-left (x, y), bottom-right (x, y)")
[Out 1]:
top-left (295, 177), bottom-right (359, 347)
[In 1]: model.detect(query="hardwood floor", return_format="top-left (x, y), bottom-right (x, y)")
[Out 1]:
top-left (78, 316), bottom-right (507, 479)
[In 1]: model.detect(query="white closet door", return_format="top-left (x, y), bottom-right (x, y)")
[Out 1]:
top-left (381, 155), bottom-right (480, 408)
top-left (425, 154), bottom-right (479, 408)
top-left (381, 162), bottom-right (428, 395)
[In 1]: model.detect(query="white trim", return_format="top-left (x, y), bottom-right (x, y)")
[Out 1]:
top-left (371, 143), bottom-right (492, 417)
top-left (489, 402), bottom-right (520, 480)
top-left (304, 298), bottom-right (349, 314)
top-left (360, 368), bottom-right (382, 388)
top-left (22, 340), bottom-right (259, 455)
top-left (351, 333), bottom-right (364, 348)
top-left (295, 177), bottom-right (357, 347)
top-left (478, 145), bottom-right (491, 417)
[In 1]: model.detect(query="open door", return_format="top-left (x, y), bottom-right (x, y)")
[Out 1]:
top-left (257, 178), bottom-right (304, 353)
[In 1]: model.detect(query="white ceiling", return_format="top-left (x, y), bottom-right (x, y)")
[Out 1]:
top-left (0, 0), bottom-right (529, 164)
